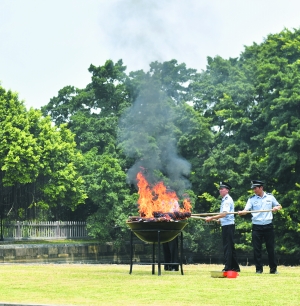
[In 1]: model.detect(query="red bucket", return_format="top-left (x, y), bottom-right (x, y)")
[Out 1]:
top-left (226, 270), bottom-right (238, 278)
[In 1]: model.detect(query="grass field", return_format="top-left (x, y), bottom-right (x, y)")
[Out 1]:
top-left (0, 264), bottom-right (299, 305)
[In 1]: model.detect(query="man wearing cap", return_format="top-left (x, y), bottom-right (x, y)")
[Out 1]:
top-left (238, 180), bottom-right (282, 274)
top-left (206, 182), bottom-right (240, 272)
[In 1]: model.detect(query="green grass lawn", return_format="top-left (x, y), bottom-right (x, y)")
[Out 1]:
top-left (0, 264), bottom-right (299, 305)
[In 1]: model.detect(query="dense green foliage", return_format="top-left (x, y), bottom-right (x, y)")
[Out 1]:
top-left (2, 27), bottom-right (300, 260)
top-left (0, 86), bottom-right (87, 225)
top-left (192, 28), bottom-right (300, 257)
top-left (43, 28), bottom-right (300, 258)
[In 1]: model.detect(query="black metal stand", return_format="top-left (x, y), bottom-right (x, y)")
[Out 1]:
top-left (129, 230), bottom-right (184, 276)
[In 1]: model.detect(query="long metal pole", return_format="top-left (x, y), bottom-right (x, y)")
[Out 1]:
top-left (190, 216), bottom-right (219, 222)
top-left (191, 209), bottom-right (274, 216)
top-left (180, 231), bottom-right (184, 275)
top-left (129, 231), bottom-right (133, 274)
top-left (152, 243), bottom-right (155, 275)
top-left (158, 231), bottom-right (161, 276)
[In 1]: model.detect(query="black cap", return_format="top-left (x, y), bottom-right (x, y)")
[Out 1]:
top-left (219, 181), bottom-right (232, 190)
top-left (251, 180), bottom-right (264, 188)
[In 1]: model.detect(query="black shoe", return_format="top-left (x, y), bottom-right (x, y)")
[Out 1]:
top-left (256, 270), bottom-right (263, 274)
top-left (270, 270), bottom-right (279, 274)
top-left (233, 268), bottom-right (241, 272)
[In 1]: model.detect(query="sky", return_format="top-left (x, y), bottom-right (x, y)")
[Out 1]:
top-left (1, 0), bottom-right (300, 110)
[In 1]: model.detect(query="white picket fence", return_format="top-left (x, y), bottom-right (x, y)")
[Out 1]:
top-left (3, 221), bottom-right (88, 240)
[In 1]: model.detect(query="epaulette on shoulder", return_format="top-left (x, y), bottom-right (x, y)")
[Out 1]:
top-left (250, 195), bottom-right (255, 198)
top-left (266, 193), bottom-right (272, 195)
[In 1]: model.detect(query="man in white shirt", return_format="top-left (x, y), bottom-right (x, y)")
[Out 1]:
top-left (206, 182), bottom-right (240, 272)
top-left (238, 180), bottom-right (281, 274)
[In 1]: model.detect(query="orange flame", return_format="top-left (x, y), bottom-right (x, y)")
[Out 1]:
top-left (136, 172), bottom-right (192, 218)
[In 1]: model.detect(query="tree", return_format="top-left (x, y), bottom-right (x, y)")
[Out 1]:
top-left (191, 28), bottom-right (300, 258)
top-left (43, 59), bottom-right (213, 251)
top-left (240, 29), bottom-right (300, 254)
top-left (149, 59), bottom-right (197, 103)
top-left (0, 85), bottom-right (87, 225)
top-left (42, 59), bottom-right (131, 126)
top-left (85, 145), bottom-right (136, 243)
top-left (41, 60), bottom-right (139, 238)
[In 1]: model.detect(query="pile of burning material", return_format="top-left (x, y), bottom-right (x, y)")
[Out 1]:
top-left (128, 172), bottom-right (192, 222)
top-left (128, 211), bottom-right (191, 222)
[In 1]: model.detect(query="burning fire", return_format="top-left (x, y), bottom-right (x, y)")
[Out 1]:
top-left (136, 172), bottom-right (192, 219)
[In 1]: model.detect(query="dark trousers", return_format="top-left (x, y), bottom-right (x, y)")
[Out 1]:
top-left (252, 223), bottom-right (277, 272)
top-left (163, 237), bottom-right (179, 271)
top-left (222, 224), bottom-right (240, 271)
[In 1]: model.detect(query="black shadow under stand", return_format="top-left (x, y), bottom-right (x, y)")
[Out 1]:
top-left (129, 230), bottom-right (184, 276)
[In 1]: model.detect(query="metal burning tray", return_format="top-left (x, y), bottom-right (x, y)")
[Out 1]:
top-left (126, 219), bottom-right (188, 243)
